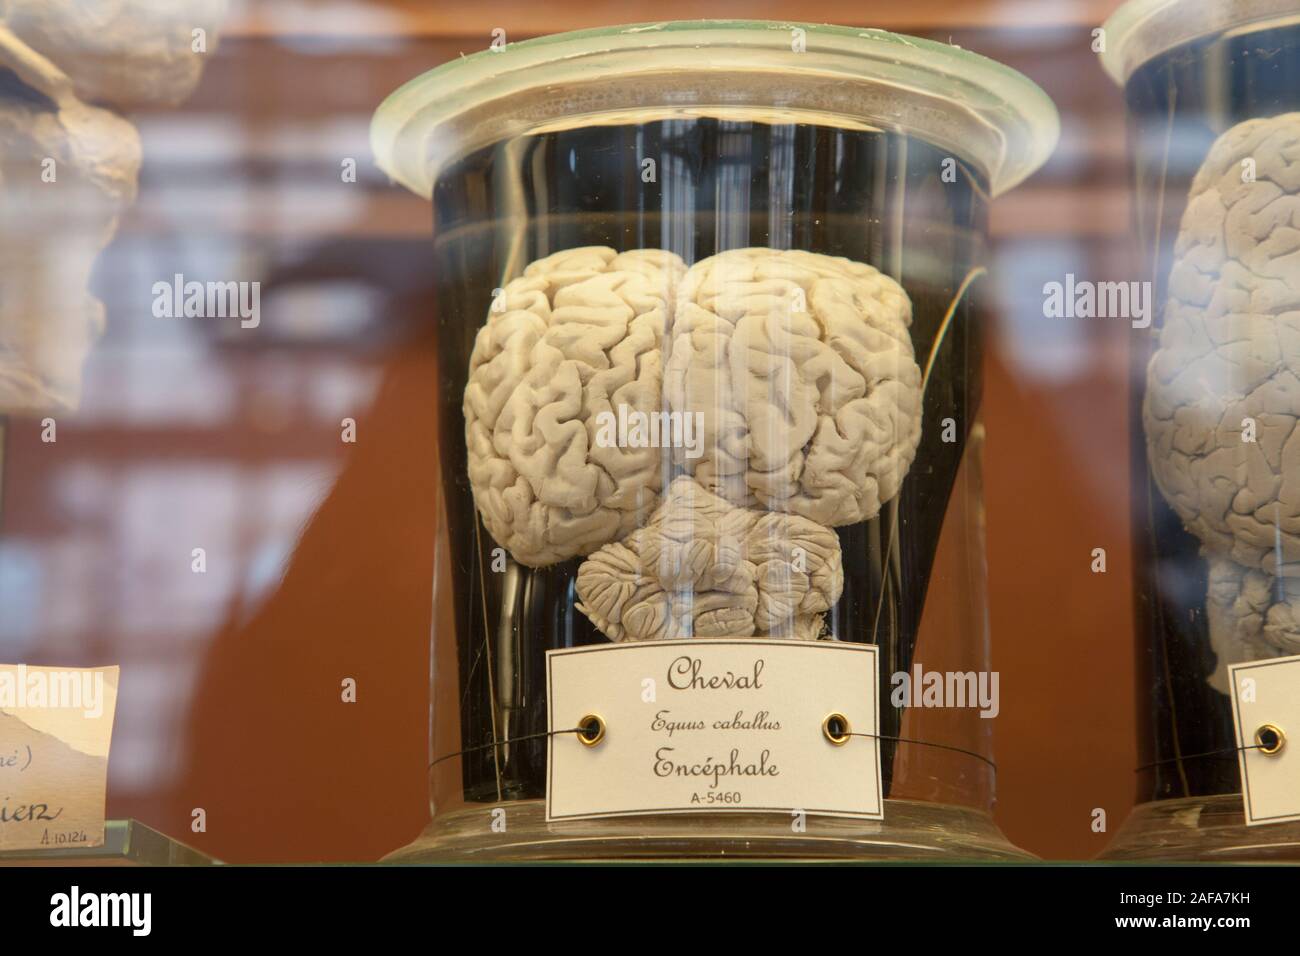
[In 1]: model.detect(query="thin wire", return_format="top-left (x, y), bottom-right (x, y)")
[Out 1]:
top-left (1150, 73), bottom-right (1192, 799)
top-left (431, 724), bottom-right (997, 775)
top-left (1135, 742), bottom-right (1267, 774)
top-left (845, 730), bottom-right (996, 774)
top-left (472, 514), bottom-right (503, 798)
top-left (870, 265), bottom-right (987, 645)
top-left (921, 267), bottom-right (987, 392)
top-left (430, 727), bottom-right (588, 770)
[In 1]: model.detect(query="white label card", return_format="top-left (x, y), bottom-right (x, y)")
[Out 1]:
top-left (1230, 654), bottom-right (1300, 826)
top-left (546, 639), bottom-right (881, 822)
top-left (0, 664), bottom-right (119, 851)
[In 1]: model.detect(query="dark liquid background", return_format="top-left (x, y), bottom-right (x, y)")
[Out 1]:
top-left (431, 118), bottom-right (987, 803)
top-left (1126, 20), bottom-right (1300, 802)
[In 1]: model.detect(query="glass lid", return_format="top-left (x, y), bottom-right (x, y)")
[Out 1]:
top-left (371, 20), bottom-right (1059, 199)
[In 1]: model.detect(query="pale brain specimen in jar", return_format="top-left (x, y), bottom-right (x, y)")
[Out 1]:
top-left (667, 248), bottom-right (922, 526)
top-left (575, 477), bottom-right (844, 642)
top-left (1205, 558), bottom-right (1300, 682)
top-left (1143, 112), bottom-right (1300, 690)
top-left (463, 245), bottom-right (923, 644)
top-left (463, 246), bottom-right (686, 567)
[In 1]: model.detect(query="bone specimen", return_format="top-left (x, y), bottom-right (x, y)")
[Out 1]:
top-left (0, 2), bottom-right (223, 415)
top-left (2, 0), bottom-right (227, 109)
top-left (0, 26), bottom-right (140, 413)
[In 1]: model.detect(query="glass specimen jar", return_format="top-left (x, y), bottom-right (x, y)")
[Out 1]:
top-left (372, 20), bottom-right (1057, 861)
top-left (1101, 0), bottom-right (1300, 860)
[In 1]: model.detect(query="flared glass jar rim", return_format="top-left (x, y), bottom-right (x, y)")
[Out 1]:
top-left (371, 19), bottom-right (1059, 200)
top-left (1101, 0), bottom-right (1300, 86)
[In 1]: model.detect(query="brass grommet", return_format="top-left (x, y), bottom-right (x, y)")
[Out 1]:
top-left (577, 714), bottom-right (606, 747)
top-left (822, 713), bottom-right (851, 746)
top-left (1255, 723), bottom-right (1286, 756)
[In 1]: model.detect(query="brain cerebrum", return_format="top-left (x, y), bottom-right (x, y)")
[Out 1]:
top-left (1144, 113), bottom-right (1300, 689)
top-left (463, 247), bottom-right (686, 567)
top-left (464, 246), bottom-right (922, 641)
top-left (667, 249), bottom-right (922, 526)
